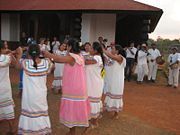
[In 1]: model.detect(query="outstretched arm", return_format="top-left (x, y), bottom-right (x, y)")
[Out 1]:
top-left (103, 49), bottom-right (123, 64)
top-left (43, 51), bottom-right (75, 64)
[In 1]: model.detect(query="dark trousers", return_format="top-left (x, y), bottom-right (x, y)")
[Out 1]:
top-left (125, 58), bottom-right (135, 81)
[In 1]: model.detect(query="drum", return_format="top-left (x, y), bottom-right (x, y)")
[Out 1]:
top-left (156, 56), bottom-right (165, 65)
top-left (170, 63), bottom-right (180, 69)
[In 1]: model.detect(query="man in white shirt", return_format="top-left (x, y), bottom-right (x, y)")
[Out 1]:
top-left (147, 43), bottom-right (161, 83)
top-left (167, 47), bottom-right (180, 88)
top-left (125, 42), bottom-right (137, 81)
top-left (136, 44), bottom-right (149, 83)
top-left (51, 37), bottom-right (60, 53)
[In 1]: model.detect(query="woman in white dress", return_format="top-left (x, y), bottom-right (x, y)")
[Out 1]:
top-left (0, 42), bottom-right (16, 134)
top-left (85, 42), bottom-right (104, 128)
top-left (15, 44), bottom-right (53, 134)
top-left (103, 45), bottom-right (126, 119)
top-left (52, 43), bottom-right (67, 93)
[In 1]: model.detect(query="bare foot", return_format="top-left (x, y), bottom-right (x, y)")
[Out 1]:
top-left (91, 123), bottom-right (99, 129)
top-left (83, 126), bottom-right (92, 134)
top-left (66, 127), bottom-right (76, 135)
top-left (113, 112), bottom-right (119, 119)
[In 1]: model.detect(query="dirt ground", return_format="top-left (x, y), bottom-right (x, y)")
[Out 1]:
top-left (0, 68), bottom-right (179, 135)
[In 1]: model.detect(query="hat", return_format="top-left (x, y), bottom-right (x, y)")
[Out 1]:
top-left (171, 47), bottom-right (178, 50)
top-left (142, 44), bottom-right (147, 47)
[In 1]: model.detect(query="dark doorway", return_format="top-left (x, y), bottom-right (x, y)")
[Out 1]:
top-left (115, 14), bottom-right (149, 47)
top-left (38, 14), bottom-right (60, 40)
top-left (29, 20), bottom-right (35, 37)
top-left (20, 13), bottom-right (61, 42)
top-left (20, 13), bottom-right (82, 43)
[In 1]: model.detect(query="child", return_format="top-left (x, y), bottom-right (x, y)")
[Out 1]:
top-left (16, 44), bottom-right (53, 134)
top-left (0, 42), bottom-right (16, 134)
top-left (43, 39), bottom-right (90, 135)
top-left (103, 45), bottom-right (126, 119)
top-left (52, 43), bottom-right (67, 93)
top-left (85, 42), bottom-right (104, 128)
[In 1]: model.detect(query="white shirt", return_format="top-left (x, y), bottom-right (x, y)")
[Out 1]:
top-left (46, 45), bottom-right (51, 51)
top-left (39, 44), bottom-right (47, 51)
top-left (148, 48), bottom-right (161, 60)
top-left (178, 53), bottom-right (180, 61)
top-left (126, 47), bottom-right (137, 59)
top-left (137, 50), bottom-right (148, 65)
top-left (39, 44), bottom-right (47, 57)
top-left (55, 50), bottom-right (67, 56)
top-left (168, 53), bottom-right (180, 64)
top-left (52, 41), bottom-right (60, 53)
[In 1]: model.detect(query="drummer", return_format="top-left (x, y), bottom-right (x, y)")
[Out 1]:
top-left (147, 43), bottom-right (161, 83)
top-left (167, 47), bottom-right (180, 88)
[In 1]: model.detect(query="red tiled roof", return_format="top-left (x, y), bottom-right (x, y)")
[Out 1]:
top-left (0, 0), bottom-right (161, 11)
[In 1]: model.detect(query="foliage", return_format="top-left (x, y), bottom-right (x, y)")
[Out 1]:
top-left (147, 37), bottom-right (180, 55)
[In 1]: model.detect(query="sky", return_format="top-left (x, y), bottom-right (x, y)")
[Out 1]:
top-left (135, 0), bottom-right (180, 40)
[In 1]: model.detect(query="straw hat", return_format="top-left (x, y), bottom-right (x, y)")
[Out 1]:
top-left (141, 43), bottom-right (147, 47)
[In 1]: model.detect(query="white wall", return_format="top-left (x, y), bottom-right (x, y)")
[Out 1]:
top-left (81, 14), bottom-right (91, 43)
top-left (10, 14), bottom-right (20, 41)
top-left (1, 13), bottom-right (10, 41)
top-left (1, 13), bottom-right (20, 41)
top-left (81, 13), bottom-right (116, 45)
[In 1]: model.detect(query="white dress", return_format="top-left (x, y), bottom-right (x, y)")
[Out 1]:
top-left (81, 51), bottom-right (90, 58)
top-left (0, 54), bottom-right (15, 121)
top-left (18, 58), bottom-right (53, 134)
top-left (104, 57), bottom-right (126, 112)
top-left (52, 41), bottom-right (60, 53)
top-left (52, 50), bottom-right (67, 90)
top-left (103, 55), bottom-right (113, 94)
top-left (39, 44), bottom-right (48, 58)
top-left (85, 55), bottom-right (104, 119)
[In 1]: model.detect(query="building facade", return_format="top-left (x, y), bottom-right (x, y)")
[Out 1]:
top-left (0, 0), bottom-right (163, 47)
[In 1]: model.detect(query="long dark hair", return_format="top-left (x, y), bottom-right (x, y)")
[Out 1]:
top-left (28, 44), bottom-right (40, 70)
top-left (67, 39), bottom-right (80, 54)
top-left (92, 42), bottom-right (105, 69)
top-left (115, 45), bottom-right (126, 58)
top-left (0, 41), bottom-right (2, 54)
top-left (0, 41), bottom-right (5, 54)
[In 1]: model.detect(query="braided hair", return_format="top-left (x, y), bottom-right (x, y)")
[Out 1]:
top-left (0, 41), bottom-right (5, 55)
top-left (28, 44), bottom-right (40, 70)
top-left (115, 45), bottom-right (126, 58)
top-left (0, 41), bottom-right (2, 55)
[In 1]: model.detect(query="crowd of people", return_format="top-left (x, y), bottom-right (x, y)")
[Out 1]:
top-left (0, 35), bottom-right (180, 135)
top-left (124, 41), bottom-right (180, 88)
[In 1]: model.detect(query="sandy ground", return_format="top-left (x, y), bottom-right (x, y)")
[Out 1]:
top-left (0, 68), bottom-right (179, 135)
